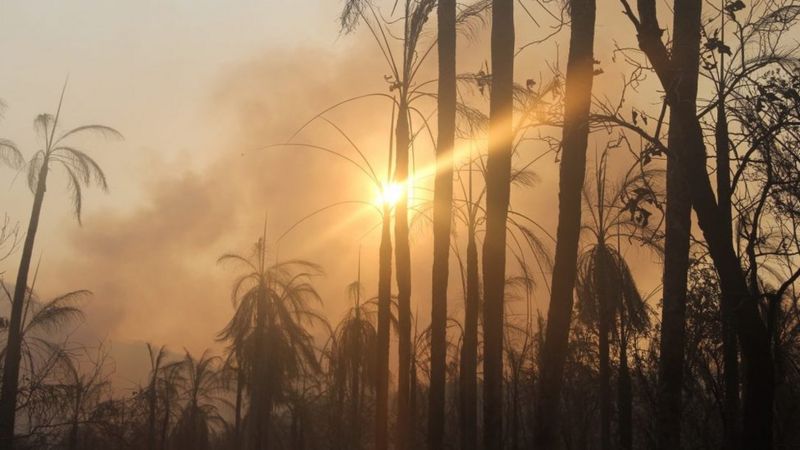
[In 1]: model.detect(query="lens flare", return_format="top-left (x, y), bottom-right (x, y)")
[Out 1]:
top-left (376, 182), bottom-right (406, 207)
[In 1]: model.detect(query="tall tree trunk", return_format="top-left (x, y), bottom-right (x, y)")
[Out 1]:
top-left (716, 90), bottom-right (741, 450)
top-left (670, 1), bottom-right (772, 446)
top-left (395, 96), bottom-right (413, 450)
top-left (375, 205), bottom-right (393, 450)
top-left (460, 216), bottom-right (479, 450)
top-left (429, 1), bottom-right (456, 448)
top-left (482, 0), bottom-right (514, 448)
top-left (655, 93), bottom-right (692, 450)
top-left (533, 0), bottom-right (596, 445)
top-left (0, 162), bottom-right (50, 450)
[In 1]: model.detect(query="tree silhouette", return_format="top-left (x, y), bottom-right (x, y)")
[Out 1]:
top-left (218, 236), bottom-right (325, 450)
top-left (0, 88), bottom-right (120, 448)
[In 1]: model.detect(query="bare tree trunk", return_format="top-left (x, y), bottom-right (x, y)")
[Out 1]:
top-left (0, 162), bottom-right (49, 450)
top-left (235, 367), bottom-right (244, 450)
top-left (716, 92), bottom-right (741, 450)
top-left (429, 1), bottom-right (456, 448)
top-left (148, 376), bottom-right (158, 450)
top-left (460, 217), bottom-right (479, 450)
top-left (160, 397), bottom-right (170, 450)
top-left (533, 0), bottom-right (596, 445)
top-left (375, 205), bottom-right (393, 450)
top-left (655, 102), bottom-right (692, 450)
top-left (395, 96), bottom-right (413, 450)
top-left (669, 1), bottom-right (772, 446)
top-left (482, 0), bottom-right (514, 448)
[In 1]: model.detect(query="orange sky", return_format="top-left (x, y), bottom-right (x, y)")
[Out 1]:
top-left (0, 0), bottom-right (673, 388)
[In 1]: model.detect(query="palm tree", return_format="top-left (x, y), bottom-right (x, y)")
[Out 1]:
top-left (217, 236), bottom-right (325, 450)
top-left (429, 0), bottom-right (456, 447)
top-left (158, 361), bottom-right (184, 450)
top-left (330, 269), bottom-right (378, 449)
top-left (170, 350), bottom-right (224, 450)
top-left (575, 155), bottom-right (657, 450)
top-left (534, 0), bottom-right (597, 445)
top-left (482, 0), bottom-right (514, 447)
top-left (145, 344), bottom-right (168, 450)
top-left (0, 88), bottom-right (121, 449)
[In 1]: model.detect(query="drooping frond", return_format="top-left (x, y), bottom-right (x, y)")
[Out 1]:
top-left (340, 0), bottom-right (372, 33)
top-left (55, 124), bottom-right (123, 145)
top-left (0, 139), bottom-right (24, 170)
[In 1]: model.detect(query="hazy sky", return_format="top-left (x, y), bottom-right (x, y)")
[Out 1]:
top-left (0, 0), bottom-right (664, 387)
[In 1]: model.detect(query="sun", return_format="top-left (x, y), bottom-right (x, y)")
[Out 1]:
top-left (375, 181), bottom-right (407, 207)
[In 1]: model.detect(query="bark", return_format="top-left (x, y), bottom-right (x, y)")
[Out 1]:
top-left (655, 77), bottom-right (693, 450)
top-left (395, 97), bottom-right (413, 450)
top-left (717, 97), bottom-right (741, 450)
top-left (0, 161), bottom-right (50, 450)
top-left (533, 0), bottom-right (596, 445)
top-left (429, 1), bottom-right (456, 448)
top-left (482, 0), bottom-right (514, 448)
top-left (375, 205), bottom-right (393, 450)
top-left (460, 218), bottom-right (479, 450)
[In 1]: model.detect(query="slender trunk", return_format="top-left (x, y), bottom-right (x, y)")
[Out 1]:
top-left (533, 0), bottom-right (596, 445)
top-left (429, 1), bottom-right (456, 448)
top-left (235, 367), bottom-right (243, 450)
top-left (598, 284), bottom-right (611, 450)
top-left (148, 377), bottom-right (158, 450)
top-left (460, 220), bottom-right (479, 450)
top-left (252, 294), bottom-right (268, 450)
top-left (395, 96), bottom-right (413, 450)
top-left (375, 206), bottom-right (393, 450)
top-left (655, 93), bottom-right (692, 450)
top-left (0, 162), bottom-right (49, 450)
top-left (717, 96), bottom-right (741, 450)
top-left (68, 392), bottom-right (80, 450)
top-left (352, 316), bottom-right (362, 447)
top-left (160, 397), bottom-right (170, 450)
top-left (482, 0), bottom-right (514, 448)
top-left (410, 358), bottom-right (418, 448)
top-left (618, 311), bottom-right (632, 450)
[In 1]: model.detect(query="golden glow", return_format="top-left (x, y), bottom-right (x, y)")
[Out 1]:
top-left (375, 183), bottom-right (412, 206)
top-left (376, 181), bottom-right (406, 207)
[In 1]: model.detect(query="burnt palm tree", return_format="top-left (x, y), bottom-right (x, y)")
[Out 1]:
top-left (218, 236), bottom-right (325, 450)
top-left (482, 0), bottom-right (515, 447)
top-left (330, 271), bottom-right (378, 449)
top-left (0, 88), bottom-right (121, 449)
top-left (170, 350), bottom-right (224, 450)
top-left (534, 0), bottom-right (597, 445)
top-left (575, 155), bottom-right (658, 450)
top-left (145, 344), bottom-right (168, 450)
top-left (429, 0), bottom-right (457, 447)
